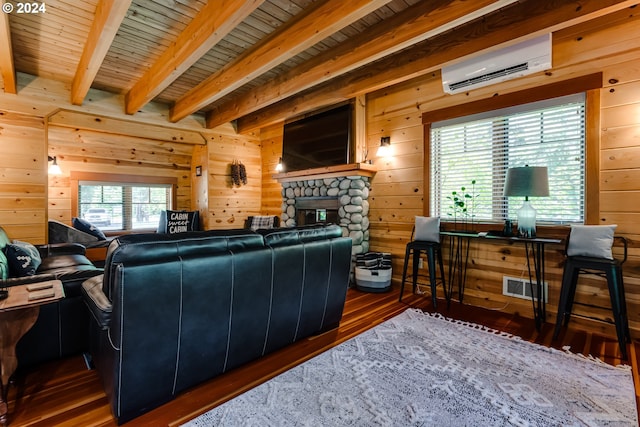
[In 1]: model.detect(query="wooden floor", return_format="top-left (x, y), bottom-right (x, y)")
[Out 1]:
top-left (6, 285), bottom-right (640, 426)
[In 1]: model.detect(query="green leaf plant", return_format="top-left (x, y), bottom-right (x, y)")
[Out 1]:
top-left (446, 180), bottom-right (478, 232)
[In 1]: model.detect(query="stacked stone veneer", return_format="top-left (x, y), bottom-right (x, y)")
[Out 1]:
top-left (280, 176), bottom-right (371, 255)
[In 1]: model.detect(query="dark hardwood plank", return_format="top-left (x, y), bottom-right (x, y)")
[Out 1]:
top-left (6, 285), bottom-right (639, 426)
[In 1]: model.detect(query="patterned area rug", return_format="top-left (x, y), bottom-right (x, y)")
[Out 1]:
top-left (184, 309), bottom-right (637, 426)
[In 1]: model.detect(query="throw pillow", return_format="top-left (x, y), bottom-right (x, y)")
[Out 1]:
top-left (0, 226), bottom-right (10, 250)
top-left (250, 215), bottom-right (276, 231)
top-left (73, 217), bottom-right (107, 240)
top-left (0, 250), bottom-right (8, 280)
top-left (4, 240), bottom-right (42, 276)
top-left (567, 224), bottom-right (617, 260)
top-left (157, 210), bottom-right (200, 234)
top-left (414, 216), bottom-right (440, 242)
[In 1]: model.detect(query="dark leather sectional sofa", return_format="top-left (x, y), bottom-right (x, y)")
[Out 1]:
top-left (82, 224), bottom-right (352, 424)
top-left (0, 226), bottom-right (103, 367)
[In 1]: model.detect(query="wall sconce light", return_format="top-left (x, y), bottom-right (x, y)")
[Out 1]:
top-left (377, 136), bottom-right (391, 157)
top-left (48, 155), bottom-right (62, 175)
top-left (275, 157), bottom-right (284, 172)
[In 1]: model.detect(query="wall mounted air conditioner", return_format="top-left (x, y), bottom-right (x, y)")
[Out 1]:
top-left (442, 34), bottom-right (552, 94)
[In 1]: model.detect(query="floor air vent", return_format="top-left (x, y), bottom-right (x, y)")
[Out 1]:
top-left (502, 276), bottom-right (547, 303)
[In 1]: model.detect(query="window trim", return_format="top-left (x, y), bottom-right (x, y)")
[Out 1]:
top-left (422, 73), bottom-right (602, 229)
top-left (71, 172), bottom-right (178, 234)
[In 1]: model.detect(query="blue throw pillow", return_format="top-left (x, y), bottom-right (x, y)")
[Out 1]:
top-left (4, 240), bottom-right (42, 276)
top-left (73, 217), bottom-right (107, 240)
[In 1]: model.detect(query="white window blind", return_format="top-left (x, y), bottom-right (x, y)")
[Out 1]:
top-left (79, 181), bottom-right (172, 231)
top-left (430, 94), bottom-right (585, 224)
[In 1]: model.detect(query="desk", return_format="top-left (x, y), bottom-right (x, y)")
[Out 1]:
top-left (441, 232), bottom-right (562, 330)
top-left (0, 280), bottom-right (64, 427)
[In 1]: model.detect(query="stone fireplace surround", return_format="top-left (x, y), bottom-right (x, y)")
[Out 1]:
top-left (280, 175), bottom-right (371, 255)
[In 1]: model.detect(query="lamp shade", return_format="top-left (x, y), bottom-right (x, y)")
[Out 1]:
top-left (503, 166), bottom-right (549, 197)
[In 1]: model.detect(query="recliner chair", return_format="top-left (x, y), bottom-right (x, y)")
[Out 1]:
top-left (0, 226), bottom-right (103, 367)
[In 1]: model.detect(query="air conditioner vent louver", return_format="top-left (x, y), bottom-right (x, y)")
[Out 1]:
top-left (442, 34), bottom-right (551, 94)
top-left (447, 63), bottom-right (529, 92)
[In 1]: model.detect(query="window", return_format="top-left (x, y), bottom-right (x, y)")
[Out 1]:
top-left (429, 94), bottom-right (585, 225)
top-left (74, 173), bottom-right (176, 232)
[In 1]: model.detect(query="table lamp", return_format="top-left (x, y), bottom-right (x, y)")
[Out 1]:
top-left (503, 165), bottom-right (549, 238)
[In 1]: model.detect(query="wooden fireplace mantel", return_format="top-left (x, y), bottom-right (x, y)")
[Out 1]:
top-left (272, 163), bottom-right (377, 183)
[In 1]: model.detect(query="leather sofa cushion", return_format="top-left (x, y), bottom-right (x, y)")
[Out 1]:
top-left (102, 230), bottom-right (264, 298)
top-left (38, 242), bottom-right (87, 256)
top-left (298, 223), bottom-right (343, 242)
top-left (106, 230), bottom-right (262, 264)
top-left (260, 223), bottom-right (343, 247)
top-left (38, 253), bottom-right (96, 273)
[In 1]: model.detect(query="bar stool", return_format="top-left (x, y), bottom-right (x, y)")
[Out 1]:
top-left (553, 227), bottom-right (629, 359)
top-left (399, 217), bottom-right (447, 308)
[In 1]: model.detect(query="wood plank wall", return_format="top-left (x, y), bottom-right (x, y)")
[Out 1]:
top-left (47, 125), bottom-right (263, 232)
top-left (47, 125), bottom-right (193, 225)
top-left (191, 144), bottom-right (210, 229)
top-left (202, 132), bottom-right (262, 229)
top-left (260, 8), bottom-right (640, 338)
top-left (260, 123), bottom-right (284, 217)
top-left (0, 111), bottom-right (47, 243)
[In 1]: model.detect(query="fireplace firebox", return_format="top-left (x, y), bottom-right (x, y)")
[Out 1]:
top-left (295, 197), bottom-right (339, 226)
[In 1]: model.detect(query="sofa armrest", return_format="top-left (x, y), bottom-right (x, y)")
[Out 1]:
top-left (81, 274), bottom-right (111, 330)
top-left (37, 243), bottom-right (87, 258)
top-left (1, 273), bottom-right (58, 287)
top-left (48, 219), bottom-right (100, 244)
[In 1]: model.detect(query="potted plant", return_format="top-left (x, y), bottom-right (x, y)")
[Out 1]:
top-left (446, 180), bottom-right (478, 233)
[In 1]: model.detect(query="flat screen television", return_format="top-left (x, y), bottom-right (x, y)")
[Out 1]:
top-left (281, 104), bottom-right (352, 172)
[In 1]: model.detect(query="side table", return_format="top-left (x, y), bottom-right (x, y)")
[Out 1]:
top-left (440, 232), bottom-right (562, 330)
top-left (0, 280), bottom-right (64, 427)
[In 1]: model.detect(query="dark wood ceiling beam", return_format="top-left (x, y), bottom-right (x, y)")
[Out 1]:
top-left (124, 0), bottom-right (264, 115)
top-left (71, 0), bottom-right (132, 105)
top-left (0, 7), bottom-right (16, 94)
top-left (169, 0), bottom-right (393, 123)
top-left (205, 0), bottom-right (514, 129)
top-left (236, 0), bottom-right (637, 134)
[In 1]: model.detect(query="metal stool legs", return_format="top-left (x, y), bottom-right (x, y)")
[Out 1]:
top-left (554, 259), bottom-right (630, 359)
top-left (605, 264), bottom-right (631, 358)
top-left (399, 242), bottom-right (447, 308)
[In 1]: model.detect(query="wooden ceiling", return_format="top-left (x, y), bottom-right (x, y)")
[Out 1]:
top-left (0, 0), bottom-right (637, 133)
